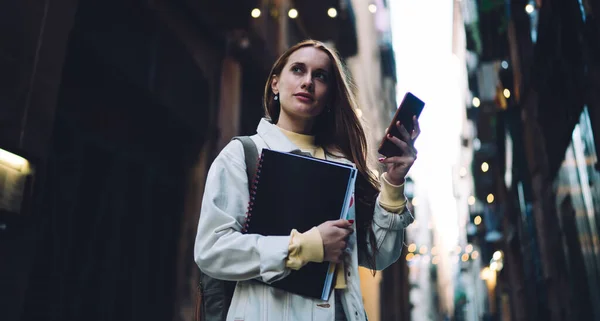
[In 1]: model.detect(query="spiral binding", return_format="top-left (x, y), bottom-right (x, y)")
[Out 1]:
top-left (242, 155), bottom-right (264, 233)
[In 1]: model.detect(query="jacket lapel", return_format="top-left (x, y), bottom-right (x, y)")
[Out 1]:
top-left (256, 118), bottom-right (304, 153)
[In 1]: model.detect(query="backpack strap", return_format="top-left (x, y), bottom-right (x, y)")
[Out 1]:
top-left (232, 136), bottom-right (259, 189)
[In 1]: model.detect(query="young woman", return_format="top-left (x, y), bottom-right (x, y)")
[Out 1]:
top-left (194, 40), bottom-right (419, 321)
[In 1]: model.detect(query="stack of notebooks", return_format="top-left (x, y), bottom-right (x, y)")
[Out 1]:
top-left (243, 149), bottom-right (357, 301)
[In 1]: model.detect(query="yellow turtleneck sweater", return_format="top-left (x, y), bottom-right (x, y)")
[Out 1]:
top-left (277, 126), bottom-right (407, 290)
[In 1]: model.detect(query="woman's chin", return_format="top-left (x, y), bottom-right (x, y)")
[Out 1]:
top-left (289, 105), bottom-right (324, 119)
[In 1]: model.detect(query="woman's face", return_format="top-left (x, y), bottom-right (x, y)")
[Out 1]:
top-left (271, 46), bottom-right (332, 121)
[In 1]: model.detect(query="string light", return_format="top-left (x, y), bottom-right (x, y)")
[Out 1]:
top-left (368, 4), bottom-right (377, 13)
top-left (481, 162), bottom-right (489, 172)
top-left (472, 97), bottom-right (481, 108)
top-left (474, 215), bottom-right (482, 225)
top-left (490, 261), bottom-right (499, 271)
top-left (408, 243), bottom-right (417, 253)
top-left (327, 8), bottom-right (338, 18)
top-left (493, 250), bottom-right (503, 260)
top-left (525, 4), bottom-right (535, 14)
top-left (465, 244), bottom-right (474, 253)
top-left (288, 8), bottom-right (298, 19)
top-left (503, 89), bottom-right (511, 99)
top-left (487, 193), bottom-right (495, 203)
top-left (468, 196), bottom-right (476, 205)
top-left (251, 8), bottom-right (261, 18)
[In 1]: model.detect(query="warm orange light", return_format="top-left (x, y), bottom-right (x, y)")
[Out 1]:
top-left (408, 243), bottom-right (417, 253)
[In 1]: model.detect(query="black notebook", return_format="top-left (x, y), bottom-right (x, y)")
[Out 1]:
top-left (243, 149), bottom-right (357, 301)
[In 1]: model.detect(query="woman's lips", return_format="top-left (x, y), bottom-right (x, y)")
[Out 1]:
top-left (294, 94), bottom-right (314, 103)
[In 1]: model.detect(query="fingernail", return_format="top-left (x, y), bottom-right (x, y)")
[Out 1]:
top-left (348, 220), bottom-right (354, 224)
top-left (378, 157), bottom-right (385, 162)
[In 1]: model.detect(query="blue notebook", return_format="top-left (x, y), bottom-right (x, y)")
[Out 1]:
top-left (243, 149), bottom-right (357, 301)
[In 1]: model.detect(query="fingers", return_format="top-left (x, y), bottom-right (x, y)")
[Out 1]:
top-left (412, 116), bottom-right (421, 140)
top-left (386, 134), bottom-right (414, 156)
top-left (394, 121), bottom-right (412, 142)
top-left (328, 240), bottom-right (349, 263)
top-left (379, 155), bottom-right (416, 165)
top-left (330, 219), bottom-right (354, 229)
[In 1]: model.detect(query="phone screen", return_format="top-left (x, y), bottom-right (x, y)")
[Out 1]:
top-left (378, 92), bottom-right (425, 157)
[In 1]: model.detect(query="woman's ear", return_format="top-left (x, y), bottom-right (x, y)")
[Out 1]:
top-left (271, 75), bottom-right (279, 95)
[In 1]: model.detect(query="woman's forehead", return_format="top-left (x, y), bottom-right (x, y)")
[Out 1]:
top-left (286, 47), bottom-right (332, 71)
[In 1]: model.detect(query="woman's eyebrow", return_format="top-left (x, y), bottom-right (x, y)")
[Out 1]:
top-left (290, 62), bottom-right (329, 73)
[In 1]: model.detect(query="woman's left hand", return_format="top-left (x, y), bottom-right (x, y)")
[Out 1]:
top-left (379, 116), bottom-right (421, 185)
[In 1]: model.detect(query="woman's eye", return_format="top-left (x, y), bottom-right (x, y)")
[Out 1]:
top-left (315, 73), bottom-right (327, 81)
top-left (292, 66), bottom-right (303, 73)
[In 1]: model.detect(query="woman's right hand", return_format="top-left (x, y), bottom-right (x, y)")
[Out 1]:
top-left (317, 219), bottom-right (354, 263)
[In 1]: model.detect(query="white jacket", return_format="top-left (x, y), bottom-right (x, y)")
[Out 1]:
top-left (194, 118), bottom-right (414, 321)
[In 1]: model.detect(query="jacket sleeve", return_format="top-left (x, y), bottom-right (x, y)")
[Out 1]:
top-left (359, 176), bottom-right (414, 270)
top-left (194, 140), bottom-right (291, 283)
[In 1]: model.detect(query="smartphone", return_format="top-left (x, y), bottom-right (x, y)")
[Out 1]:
top-left (377, 92), bottom-right (425, 157)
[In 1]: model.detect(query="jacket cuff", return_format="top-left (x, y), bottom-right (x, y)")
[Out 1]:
top-left (285, 227), bottom-right (324, 270)
top-left (378, 173), bottom-right (408, 213)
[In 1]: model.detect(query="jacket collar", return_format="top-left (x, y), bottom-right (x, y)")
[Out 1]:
top-left (256, 118), bottom-right (303, 153)
top-left (255, 118), bottom-right (353, 165)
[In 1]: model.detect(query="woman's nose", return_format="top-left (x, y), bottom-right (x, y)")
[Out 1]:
top-left (301, 75), bottom-right (314, 91)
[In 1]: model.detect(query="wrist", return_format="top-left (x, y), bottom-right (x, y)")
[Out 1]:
top-left (384, 173), bottom-right (405, 186)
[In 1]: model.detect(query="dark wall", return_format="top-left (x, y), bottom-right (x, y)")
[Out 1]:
top-left (18, 1), bottom-right (213, 320)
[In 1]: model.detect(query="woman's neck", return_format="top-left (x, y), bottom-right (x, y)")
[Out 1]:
top-left (276, 112), bottom-right (315, 135)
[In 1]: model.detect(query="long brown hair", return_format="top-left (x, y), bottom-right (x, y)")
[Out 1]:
top-left (263, 40), bottom-right (380, 270)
